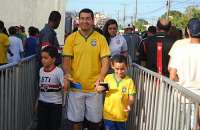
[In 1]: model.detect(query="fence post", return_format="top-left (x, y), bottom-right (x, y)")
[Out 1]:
top-left (156, 77), bottom-right (165, 130)
top-left (14, 64), bottom-right (20, 130)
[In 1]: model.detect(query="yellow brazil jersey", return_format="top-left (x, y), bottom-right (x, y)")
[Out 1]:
top-left (0, 33), bottom-right (9, 64)
top-left (103, 74), bottom-right (136, 122)
top-left (63, 30), bottom-right (110, 92)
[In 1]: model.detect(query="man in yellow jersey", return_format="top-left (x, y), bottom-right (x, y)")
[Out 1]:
top-left (62, 8), bottom-right (110, 130)
top-left (0, 20), bottom-right (9, 65)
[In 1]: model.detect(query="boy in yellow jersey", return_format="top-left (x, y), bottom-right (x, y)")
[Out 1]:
top-left (96, 54), bottom-right (136, 130)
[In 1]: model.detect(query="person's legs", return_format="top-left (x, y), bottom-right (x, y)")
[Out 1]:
top-left (67, 92), bottom-right (85, 130)
top-left (37, 101), bottom-right (49, 130)
top-left (104, 120), bottom-right (116, 130)
top-left (85, 93), bottom-right (103, 130)
top-left (48, 103), bottom-right (62, 130)
top-left (115, 121), bottom-right (126, 130)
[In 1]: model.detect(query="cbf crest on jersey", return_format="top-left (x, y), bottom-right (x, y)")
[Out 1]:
top-left (122, 87), bottom-right (127, 93)
top-left (91, 39), bottom-right (97, 46)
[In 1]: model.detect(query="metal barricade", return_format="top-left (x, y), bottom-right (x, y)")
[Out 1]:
top-left (126, 63), bottom-right (200, 130)
top-left (0, 55), bottom-right (37, 130)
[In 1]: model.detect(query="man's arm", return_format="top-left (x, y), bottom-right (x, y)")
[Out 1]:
top-left (62, 56), bottom-right (72, 76)
top-left (169, 68), bottom-right (179, 81)
top-left (96, 57), bottom-right (110, 83)
top-left (124, 95), bottom-right (135, 112)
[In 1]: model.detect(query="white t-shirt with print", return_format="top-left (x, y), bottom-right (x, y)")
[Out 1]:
top-left (39, 66), bottom-right (64, 104)
top-left (109, 35), bottom-right (128, 57)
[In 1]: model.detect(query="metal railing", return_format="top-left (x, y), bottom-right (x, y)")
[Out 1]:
top-left (126, 63), bottom-right (200, 130)
top-left (0, 55), bottom-right (37, 130)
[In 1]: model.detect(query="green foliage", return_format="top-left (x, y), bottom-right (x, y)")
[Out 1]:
top-left (185, 6), bottom-right (200, 19)
top-left (134, 19), bottom-right (147, 32)
top-left (160, 6), bottom-right (200, 29)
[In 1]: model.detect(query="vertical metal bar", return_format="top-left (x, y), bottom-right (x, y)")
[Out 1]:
top-left (165, 85), bottom-right (172, 130)
top-left (175, 91), bottom-right (181, 130)
top-left (156, 78), bottom-right (164, 130)
top-left (161, 82), bottom-right (167, 130)
top-left (149, 76), bottom-right (156, 130)
top-left (180, 95), bottom-right (186, 130)
top-left (193, 102), bottom-right (199, 130)
top-left (172, 90), bottom-right (178, 130)
top-left (186, 100), bottom-right (191, 130)
top-left (152, 77), bottom-right (160, 130)
top-left (0, 70), bottom-right (4, 130)
top-left (15, 65), bottom-right (19, 130)
top-left (5, 69), bottom-right (8, 130)
top-left (8, 69), bottom-right (11, 130)
top-left (145, 75), bottom-right (153, 130)
top-left (168, 88), bottom-right (175, 130)
top-left (144, 73), bottom-right (150, 130)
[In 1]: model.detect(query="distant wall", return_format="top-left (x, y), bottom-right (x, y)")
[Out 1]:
top-left (0, 0), bottom-right (65, 45)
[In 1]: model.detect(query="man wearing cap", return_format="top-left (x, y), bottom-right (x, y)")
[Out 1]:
top-left (123, 24), bottom-right (141, 63)
top-left (139, 19), bottom-right (175, 76)
top-left (169, 18), bottom-right (200, 129)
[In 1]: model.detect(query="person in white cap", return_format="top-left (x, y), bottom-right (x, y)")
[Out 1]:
top-left (123, 23), bottom-right (141, 63)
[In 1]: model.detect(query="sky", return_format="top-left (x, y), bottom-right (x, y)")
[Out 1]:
top-left (66, 0), bottom-right (199, 25)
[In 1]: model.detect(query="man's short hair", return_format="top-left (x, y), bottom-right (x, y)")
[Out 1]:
top-left (148, 26), bottom-right (156, 34)
top-left (8, 26), bottom-right (17, 35)
top-left (79, 8), bottom-right (94, 19)
top-left (48, 11), bottom-right (61, 22)
top-left (157, 19), bottom-right (171, 32)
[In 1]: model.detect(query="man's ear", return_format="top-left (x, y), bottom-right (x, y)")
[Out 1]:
top-left (187, 27), bottom-right (191, 38)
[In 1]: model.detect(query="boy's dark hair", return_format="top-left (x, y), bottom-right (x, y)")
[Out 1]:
top-left (28, 26), bottom-right (37, 36)
top-left (48, 11), bottom-right (61, 22)
top-left (42, 46), bottom-right (58, 58)
top-left (111, 54), bottom-right (127, 65)
top-left (8, 26), bottom-right (17, 35)
top-left (148, 26), bottom-right (156, 34)
top-left (79, 8), bottom-right (94, 20)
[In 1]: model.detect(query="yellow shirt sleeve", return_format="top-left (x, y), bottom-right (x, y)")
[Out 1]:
top-left (0, 34), bottom-right (9, 46)
top-left (104, 74), bottom-right (109, 82)
top-left (62, 35), bottom-right (74, 56)
top-left (128, 79), bottom-right (136, 96)
top-left (100, 36), bottom-right (110, 58)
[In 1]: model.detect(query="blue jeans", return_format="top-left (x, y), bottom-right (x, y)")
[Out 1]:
top-left (104, 120), bottom-right (126, 130)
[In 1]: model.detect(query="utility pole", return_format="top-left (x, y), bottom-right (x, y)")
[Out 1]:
top-left (117, 10), bottom-right (120, 23)
top-left (166, 0), bottom-right (171, 20)
top-left (122, 3), bottom-right (127, 27)
top-left (134, 0), bottom-right (137, 23)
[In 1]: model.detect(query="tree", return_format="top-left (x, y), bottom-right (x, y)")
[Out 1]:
top-left (185, 6), bottom-right (200, 19)
top-left (160, 6), bottom-right (200, 29)
top-left (134, 19), bottom-right (148, 32)
top-left (161, 10), bottom-right (188, 29)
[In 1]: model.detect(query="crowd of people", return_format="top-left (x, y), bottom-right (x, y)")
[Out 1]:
top-left (1, 7), bottom-right (200, 130)
top-left (0, 21), bottom-right (40, 65)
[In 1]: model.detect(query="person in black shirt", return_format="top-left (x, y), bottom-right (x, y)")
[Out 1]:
top-left (139, 19), bottom-right (175, 77)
